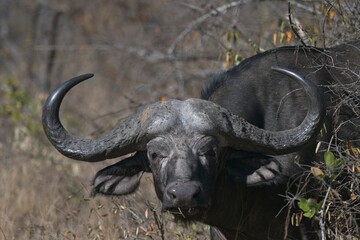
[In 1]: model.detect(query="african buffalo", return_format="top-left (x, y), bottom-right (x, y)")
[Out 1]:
top-left (42, 40), bottom-right (360, 239)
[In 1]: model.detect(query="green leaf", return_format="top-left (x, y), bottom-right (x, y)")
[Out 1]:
top-left (298, 198), bottom-right (310, 212)
top-left (324, 151), bottom-right (337, 169)
top-left (280, 21), bottom-right (286, 31)
top-left (226, 32), bottom-right (232, 42)
top-left (303, 209), bottom-right (316, 218)
top-left (298, 198), bottom-right (322, 219)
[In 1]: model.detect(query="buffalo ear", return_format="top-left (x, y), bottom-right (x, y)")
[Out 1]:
top-left (226, 151), bottom-right (286, 186)
top-left (91, 152), bottom-right (150, 196)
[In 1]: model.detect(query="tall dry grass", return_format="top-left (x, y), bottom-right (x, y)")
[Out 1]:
top-left (0, 131), bottom-right (209, 239)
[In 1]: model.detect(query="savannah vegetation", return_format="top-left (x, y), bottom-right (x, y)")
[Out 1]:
top-left (0, 1), bottom-right (359, 239)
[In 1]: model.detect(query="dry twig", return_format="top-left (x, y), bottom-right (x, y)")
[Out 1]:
top-left (167, 0), bottom-right (251, 54)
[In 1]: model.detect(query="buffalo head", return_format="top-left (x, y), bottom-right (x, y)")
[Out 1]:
top-left (42, 68), bottom-right (324, 219)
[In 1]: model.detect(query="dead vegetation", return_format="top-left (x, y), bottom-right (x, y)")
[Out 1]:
top-left (0, 0), bottom-right (359, 239)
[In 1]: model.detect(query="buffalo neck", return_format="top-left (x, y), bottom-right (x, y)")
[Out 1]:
top-left (201, 170), bottom-right (300, 239)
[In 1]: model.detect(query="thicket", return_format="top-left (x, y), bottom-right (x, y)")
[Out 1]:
top-left (0, 0), bottom-right (359, 239)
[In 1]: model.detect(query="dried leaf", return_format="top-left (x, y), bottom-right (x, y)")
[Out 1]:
top-left (348, 147), bottom-right (360, 158)
top-left (327, 9), bottom-right (336, 21)
top-left (350, 193), bottom-right (357, 201)
top-left (285, 31), bottom-right (292, 43)
top-left (273, 32), bottom-right (277, 45)
top-left (145, 208), bottom-right (149, 219)
top-left (294, 154), bottom-right (301, 164)
top-left (149, 223), bottom-right (155, 231)
top-left (159, 96), bottom-right (167, 101)
top-left (311, 167), bottom-right (324, 177)
top-left (280, 32), bottom-right (285, 44)
top-left (291, 212), bottom-right (303, 226)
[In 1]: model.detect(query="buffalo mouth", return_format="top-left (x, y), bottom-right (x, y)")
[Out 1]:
top-left (165, 206), bottom-right (206, 219)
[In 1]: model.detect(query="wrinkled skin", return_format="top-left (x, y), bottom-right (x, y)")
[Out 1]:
top-left (43, 41), bottom-right (360, 240)
top-left (147, 135), bottom-right (220, 214)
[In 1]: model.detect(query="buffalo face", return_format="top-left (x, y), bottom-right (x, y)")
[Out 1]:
top-left (91, 132), bottom-right (222, 219)
top-left (147, 135), bottom-right (220, 218)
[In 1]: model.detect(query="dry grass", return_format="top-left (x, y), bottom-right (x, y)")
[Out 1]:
top-left (0, 134), bottom-right (209, 240)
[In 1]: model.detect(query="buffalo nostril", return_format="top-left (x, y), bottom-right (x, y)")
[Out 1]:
top-left (192, 189), bottom-right (200, 198)
top-left (168, 188), bottom-right (177, 199)
top-left (165, 182), bottom-right (202, 207)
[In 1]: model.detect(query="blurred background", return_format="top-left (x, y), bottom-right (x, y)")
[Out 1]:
top-left (0, 0), bottom-right (359, 239)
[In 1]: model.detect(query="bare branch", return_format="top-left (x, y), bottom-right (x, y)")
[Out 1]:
top-left (34, 43), bottom-right (218, 63)
top-left (288, 0), bottom-right (322, 15)
top-left (45, 11), bottom-right (62, 92)
top-left (288, 2), bottom-right (307, 46)
top-left (167, 0), bottom-right (251, 54)
top-left (320, 186), bottom-right (331, 240)
top-left (321, 3), bottom-right (335, 49)
top-left (176, 2), bottom-right (205, 13)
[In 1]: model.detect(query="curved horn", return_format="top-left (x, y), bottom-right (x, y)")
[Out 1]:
top-left (43, 68), bottom-right (324, 161)
top-left (42, 74), bottom-right (151, 162)
top-left (206, 67), bottom-right (325, 154)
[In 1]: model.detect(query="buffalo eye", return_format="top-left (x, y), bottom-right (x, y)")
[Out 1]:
top-left (199, 148), bottom-right (216, 158)
top-left (148, 151), bottom-right (166, 161)
top-left (150, 152), bottom-right (158, 159)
